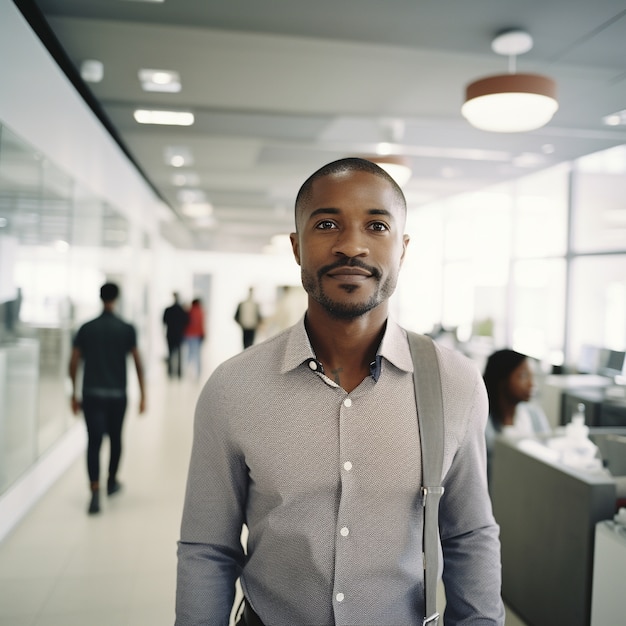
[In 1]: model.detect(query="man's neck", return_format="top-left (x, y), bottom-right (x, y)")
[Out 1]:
top-left (305, 303), bottom-right (388, 392)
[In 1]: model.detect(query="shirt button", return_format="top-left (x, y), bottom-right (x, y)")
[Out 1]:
top-left (343, 461), bottom-right (353, 471)
top-left (336, 593), bottom-right (345, 602)
top-left (340, 526), bottom-right (349, 537)
top-left (308, 360), bottom-right (318, 371)
top-left (343, 398), bottom-right (352, 407)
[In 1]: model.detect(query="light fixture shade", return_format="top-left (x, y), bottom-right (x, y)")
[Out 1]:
top-left (462, 73), bottom-right (558, 132)
top-left (365, 155), bottom-right (412, 187)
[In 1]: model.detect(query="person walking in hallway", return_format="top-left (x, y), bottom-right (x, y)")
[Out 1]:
top-left (234, 287), bottom-right (262, 349)
top-left (69, 282), bottom-right (146, 515)
top-left (184, 297), bottom-right (205, 379)
top-left (163, 292), bottom-right (189, 379)
top-left (176, 158), bottom-right (504, 625)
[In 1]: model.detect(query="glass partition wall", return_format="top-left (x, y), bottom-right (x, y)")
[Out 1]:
top-left (0, 123), bottom-right (135, 496)
top-left (401, 152), bottom-right (625, 376)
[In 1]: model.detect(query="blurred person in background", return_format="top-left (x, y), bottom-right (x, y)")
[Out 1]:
top-left (484, 348), bottom-right (551, 484)
top-left (69, 282), bottom-right (146, 515)
top-left (184, 297), bottom-right (206, 379)
top-left (234, 287), bottom-right (263, 349)
top-left (163, 292), bottom-right (189, 379)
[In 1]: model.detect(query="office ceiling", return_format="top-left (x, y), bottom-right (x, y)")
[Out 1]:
top-left (14, 0), bottom-right (626, 253)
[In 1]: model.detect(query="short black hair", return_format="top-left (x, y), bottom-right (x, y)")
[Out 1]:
top-left (294, 157), bottom-right (407, 229)
top-left (100, 282), bottom-right (120, 303)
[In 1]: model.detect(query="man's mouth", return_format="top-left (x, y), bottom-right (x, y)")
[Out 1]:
top-left (326, 267), bottom-right (372, 280)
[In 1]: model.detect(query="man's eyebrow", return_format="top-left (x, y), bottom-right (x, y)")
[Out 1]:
top-left (307, 207), bottom-right (394, 219)
top-left (307, 207), bottom-right (340, 219)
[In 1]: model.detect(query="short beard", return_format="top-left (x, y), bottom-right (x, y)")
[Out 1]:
top-left (301, 259), bottom-right (396, 320)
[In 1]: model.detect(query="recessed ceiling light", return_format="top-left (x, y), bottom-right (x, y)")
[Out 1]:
top-left (441, 166), bottom-right (461, 178)
top-left (80, 60), bottom-right (104, 83)
top-left (138, 69), bottom-right (181, 93)
top-left (182, 202), bottom-right (214, 218)
top-left (133, 109), bottom-right (194, 126)
top-left (177, 189), bottom-right (206, 204)
top-left (512, 152), bottom-right (546, 168)
top-left (172, 172), bottom-right (200, 186)
top-left (602, 109), bottom-right (626, 126)
top-left (164, 146), bottom-right (194, 167)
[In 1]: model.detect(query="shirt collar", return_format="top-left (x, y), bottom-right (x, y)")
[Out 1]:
top-left (281, 315), bottom-right (414, 379)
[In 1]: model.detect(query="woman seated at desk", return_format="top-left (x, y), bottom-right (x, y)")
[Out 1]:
top-left (484, 349), bottom-right (551, 484)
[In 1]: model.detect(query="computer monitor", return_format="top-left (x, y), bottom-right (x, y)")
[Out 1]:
top-left (599, 349), bottom-right (625, 378)
top-left (577, 344), bottom-right (601, 374)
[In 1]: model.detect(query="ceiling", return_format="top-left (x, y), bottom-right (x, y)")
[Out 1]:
top-left (13, 0), bottom-right (626, 254)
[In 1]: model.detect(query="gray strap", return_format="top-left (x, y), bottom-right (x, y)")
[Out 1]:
top-left (407, 332), bottom-right (445, 626)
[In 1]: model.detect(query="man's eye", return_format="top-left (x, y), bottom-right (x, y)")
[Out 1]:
top-left (316, 220), bottom-right (337, 230)
top-left (370, 222), bottom-right (389, 232)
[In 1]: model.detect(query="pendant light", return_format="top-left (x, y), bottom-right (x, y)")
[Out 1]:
top-left (462, 30), bottom-right (558, 133)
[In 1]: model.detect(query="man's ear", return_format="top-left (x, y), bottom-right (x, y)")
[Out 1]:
top-left (290, 233), bottom-right (301, 265)
top-left (399, 234), bottom-right (410, 265)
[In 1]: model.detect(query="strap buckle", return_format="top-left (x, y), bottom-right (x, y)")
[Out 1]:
top-left (423, 612), bottom-right (440, 625)
top-left (421, 485), bottom-right (445, 506)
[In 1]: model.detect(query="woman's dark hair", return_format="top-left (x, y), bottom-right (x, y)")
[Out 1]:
top-left (483, 349), bottom-right (527, 427)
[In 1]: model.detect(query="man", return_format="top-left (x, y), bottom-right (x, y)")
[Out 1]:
top-left (176, 158), bottom-right (504, 625)
top-left (234, 286), bottom-right (263, 349)
top-left (163, 292), bottom-right (189, 378)
top-left (69, 282), bottom-right (146, 515)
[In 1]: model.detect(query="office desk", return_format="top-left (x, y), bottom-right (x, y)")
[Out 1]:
top-left (491, 437), bottom-right (618, 626)
top-left (562, 388), bottom-right (626, 427)
top-left (590, 520), bottom-right (626, 626)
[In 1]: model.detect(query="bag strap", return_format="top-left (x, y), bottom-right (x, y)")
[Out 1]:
top-left (407, 331), bottom-right (445, 626)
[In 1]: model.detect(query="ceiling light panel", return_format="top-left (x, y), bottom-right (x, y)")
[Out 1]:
top-left (134, 109), bottom-right (194, 126)
top-left (139, 69), bottom-right (181, 93)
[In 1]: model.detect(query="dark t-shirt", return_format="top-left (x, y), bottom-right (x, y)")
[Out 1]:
top-left (163, 303), bottom-right (189, 341)
top-left (73, 311), bottom-right (137, 397)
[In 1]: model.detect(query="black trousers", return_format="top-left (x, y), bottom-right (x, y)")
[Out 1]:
top-left (242, 328), bottom-right (256, 349)
top-left (166, 337), bottom-right (184, 377)
top-left (82, 395), bottom-right (127, 484)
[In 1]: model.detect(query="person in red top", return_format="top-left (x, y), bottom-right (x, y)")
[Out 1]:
top-left (184, 298), bottom-right (205, 379)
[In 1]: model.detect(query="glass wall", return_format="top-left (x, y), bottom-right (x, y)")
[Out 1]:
top-left (401, 152), bottom-right (625, 375)
top-left (0, 122), bottom-right (137, 496)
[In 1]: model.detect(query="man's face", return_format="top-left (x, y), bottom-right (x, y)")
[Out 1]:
top-left (290, 170), bottom-right (409, 320)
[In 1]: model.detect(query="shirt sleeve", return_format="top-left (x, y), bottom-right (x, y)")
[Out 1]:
top-left (439, 374), bottom-right (506, 625)
top-left (528, 402), bottom-right (552, 434)
top-left (175, 370), bottom-right (248, 626)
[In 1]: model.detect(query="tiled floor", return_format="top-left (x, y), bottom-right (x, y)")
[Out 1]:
top-left (0, 365), bottom-right (527, 625)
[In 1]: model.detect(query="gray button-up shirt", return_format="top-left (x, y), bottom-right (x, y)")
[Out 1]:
top-left (176, 318), bottom-right (504, 625)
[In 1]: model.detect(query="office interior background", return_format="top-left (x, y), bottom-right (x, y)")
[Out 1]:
top-left (1, 1), bottom-right (625, 625)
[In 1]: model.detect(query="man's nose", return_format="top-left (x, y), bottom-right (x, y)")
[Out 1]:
top-left (331, 227), bottom-right (369, 257)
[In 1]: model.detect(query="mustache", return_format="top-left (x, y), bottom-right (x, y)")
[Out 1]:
top-left (317, 258), bottom-right (381, 280)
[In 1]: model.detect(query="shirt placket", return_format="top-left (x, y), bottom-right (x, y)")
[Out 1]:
top-left (332, 391), bottom-right (357, 625)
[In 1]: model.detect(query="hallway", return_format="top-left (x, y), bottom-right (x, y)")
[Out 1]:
top-left (0, 364), bottom-right (526, 625)
top-left (0, 367), bottom-right (201, 626)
